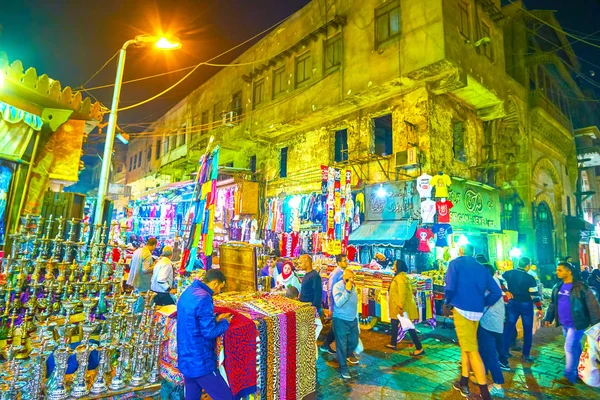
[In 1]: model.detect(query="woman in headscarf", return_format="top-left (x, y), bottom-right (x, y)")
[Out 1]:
top-left (386, 259), bottom-right (424, 355)
top-left (275, 260), bottom-right (301, 292)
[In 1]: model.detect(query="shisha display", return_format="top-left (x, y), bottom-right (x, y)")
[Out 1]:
top-left (0, 216), bottom-right (168, 398)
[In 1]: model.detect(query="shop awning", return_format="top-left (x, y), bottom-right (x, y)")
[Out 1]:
top-left (349, 220), bottom-right (418, 247)
top-left (0, 101), bottom-right (42, 161)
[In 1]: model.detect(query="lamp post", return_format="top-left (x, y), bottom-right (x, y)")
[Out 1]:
top-left (94, 35), bottom-right (181, 225)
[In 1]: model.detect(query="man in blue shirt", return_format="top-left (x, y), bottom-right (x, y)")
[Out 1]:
top-left (445, 244), bottom-right (502, 400)
top-left (177, 269), bottom-right (234, 400)
top-left (320, 254), bottom-right (348, 354)
top-left (333, 269), bottom-right (359, 379)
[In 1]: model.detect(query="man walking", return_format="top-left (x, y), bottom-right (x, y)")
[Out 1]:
top-left (150, 245), bottom-right (175, 306)
top-left (445, 244), bottom-right (502, 400)
top-left (299, 254), bottom-right (322, 313)
top-left (544, 262), bottom-right (600, 384)
top-left (332, 269), bottom-right (359, 379)
top-left (177, 269), bottom-right (234, 399)
top-left (127, 237), bottom-right (157, 312)
top-left (320, 254), bottom-right (348, 355)
top-left (502, 257), bottom-right (543, 364)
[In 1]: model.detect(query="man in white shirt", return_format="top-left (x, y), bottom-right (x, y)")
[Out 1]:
top-left (151, 246), bottom-right (175, 306)
top-left (127, 237), bottom-right (157, 312)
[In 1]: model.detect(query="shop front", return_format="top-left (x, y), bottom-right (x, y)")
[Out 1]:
top-left (565, 215), bottom-right (595, 269)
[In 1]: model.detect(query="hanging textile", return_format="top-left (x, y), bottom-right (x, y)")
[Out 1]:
top-left (182, 145), bottom-right (220, 272)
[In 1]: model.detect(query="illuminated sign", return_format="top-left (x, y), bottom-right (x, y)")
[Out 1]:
top-left (448, 181), bottom-right (501, 231)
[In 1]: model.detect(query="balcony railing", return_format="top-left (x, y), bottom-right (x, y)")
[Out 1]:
top-left (529, 89), bottom-right (572, 132)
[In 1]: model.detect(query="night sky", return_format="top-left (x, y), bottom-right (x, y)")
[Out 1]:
top-left (1, 0), bottom-right (600, 145)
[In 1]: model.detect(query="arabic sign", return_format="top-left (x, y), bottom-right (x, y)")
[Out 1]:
top-left (448, 181), bottom-right (501, 231)
top-left (365, 181), bottom-right (421, 221)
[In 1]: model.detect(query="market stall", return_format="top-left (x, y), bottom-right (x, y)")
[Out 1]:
top-left (157, 292), bottom-right (317, 400)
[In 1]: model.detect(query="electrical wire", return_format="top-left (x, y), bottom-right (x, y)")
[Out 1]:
top-left (81, 12), bottom-right (293, 99)
top-left (77, 50), bottom-right (120, 90)
top-left (512, 1), bottom-right (600, 50)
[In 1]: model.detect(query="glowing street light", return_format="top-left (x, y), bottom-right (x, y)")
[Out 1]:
top-left (376, 184), bottom-right (387, 198)
top-left (94, 35), bottom-right (182, 225)
top-left (509, 247), bottom-right (522, 259)
top-left (0, 72), bottom-right (4, 89)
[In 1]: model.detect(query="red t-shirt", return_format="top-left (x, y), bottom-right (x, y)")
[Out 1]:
top-left (436, 200), bottom-right (454, 223)
top-left (416, 228), bottom-right (434, 252)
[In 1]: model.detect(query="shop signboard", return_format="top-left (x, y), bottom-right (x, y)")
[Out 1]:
top-left (448, 180), bottom-right (501, 231)
top-left (365, 181), bottom-right (420, 221)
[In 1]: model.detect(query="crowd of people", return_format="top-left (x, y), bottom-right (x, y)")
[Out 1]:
top-left (123, 237), bottom-right (600, 400)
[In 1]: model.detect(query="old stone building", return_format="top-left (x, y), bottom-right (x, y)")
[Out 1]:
top-left (122, 0), bottom-right (593, 275)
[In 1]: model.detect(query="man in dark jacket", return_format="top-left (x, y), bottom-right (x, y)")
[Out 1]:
top-left (544, 262), bottom-right (600, 384)
top-left (445, 244), bottom-right (502, 400)
top-left (177, 269), bottom-right (233, 399)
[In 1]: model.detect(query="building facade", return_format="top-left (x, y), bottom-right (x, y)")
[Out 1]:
top-left (122, 0), bottom-right (594, 277)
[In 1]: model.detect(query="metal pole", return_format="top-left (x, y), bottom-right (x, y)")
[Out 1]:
top-left (94, 41), bottom-right (134, 226)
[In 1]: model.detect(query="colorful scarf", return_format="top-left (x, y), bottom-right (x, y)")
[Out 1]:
top-left (214, 306), bottom-right (258, 399)
top-left (286, 311), bottom-right (297, 400)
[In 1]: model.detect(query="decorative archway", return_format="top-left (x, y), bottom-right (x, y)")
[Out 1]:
top-left (532, 156), bottom-right (564, 217)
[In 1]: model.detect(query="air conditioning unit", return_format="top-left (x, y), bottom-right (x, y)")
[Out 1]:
top-left (223, 111), bottom-right (238, 127)
top-left (395, 146), bottom-right (420, 168)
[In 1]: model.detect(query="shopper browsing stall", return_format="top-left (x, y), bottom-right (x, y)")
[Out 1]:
top-left (177, 269), bottom-right (234, 400)
top-left (150, 246), bottom-right (175, 306)
top-left (544, 262), bottom-right (600, 385)
top-left (333, 269), bottom-right (360, 379)
top-left (386, 260), bottom-right (424, 356)
top-left (275, 260), bottom-right (301, 292)
top-left (321, 254), bottom-right (349, 355)
top-left (127, 237), bottom-right (157, 312)
top-left (299, 254), bottom-right (322, 313)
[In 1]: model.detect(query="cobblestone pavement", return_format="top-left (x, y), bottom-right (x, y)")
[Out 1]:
top-left (316, 320), bottom-right (600, 399)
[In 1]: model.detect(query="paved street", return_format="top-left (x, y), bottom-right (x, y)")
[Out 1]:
top-left (316, 320), bottom-right (600, 399)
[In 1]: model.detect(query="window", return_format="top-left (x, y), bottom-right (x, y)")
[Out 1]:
top-left (138, 151), bottom-right (142, 168)
top-left (156, 139), bottom-right (161, 159)
top-left (481, 22), bottom-right (493, 61)
top-left (372, 115), bottom-right (393, 156)
top-left (177, 124), bottom-right (187, 147)
top-left (249, 155), bottom-right (257, 174)
top-left (225, 162), bottom-right (234, 168)
top-left (295, 52), bottom-right (311, 86)
top-left (324, 35), bottom-right (342, 73)
top-left (452, 121), bottom-right (467, 162)
top-left (201, 110), bottom-right (209, 134)
top-left (213, 101), bottom-right (223, 128)
top-left (280, 147), bottom-right (288, 178)
top-left (334, 129), bottom-right (348, 162)
top-left (129, 156), bottom-right (132, 172)
top-left (253, 79), bottom-right (264, 108)
top-left (163, 138), bottom-right (169, 155)
top-left (133, 154), bottom-right (138, 170)
top-left (567, 196), bottom-right (572, 216)
top-left (170, 135), bottom-right (176, 152)
top-left (459, 2), bottom-right (470, 39)
top-left (375, 1), bottom-right (400, 47)
top-left (231, 91), bottom-right (243, 119)
top-left (273, 67), bottom-right (286, 97)
top-left (147, 146), bottom-right (152, 162)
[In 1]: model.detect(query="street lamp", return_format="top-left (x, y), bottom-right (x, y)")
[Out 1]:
top-left (94, 35), bottom-right (181, 225)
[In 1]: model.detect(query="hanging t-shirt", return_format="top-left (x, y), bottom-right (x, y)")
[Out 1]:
top-left (558, 282), bottom-right (574, 328)
top-left (416, 173), bottom-right (433, 198)
top-left (432, 223), bottom-right (453, 247)
top-left (432, 174), bottom-right (452, 198)
top-left (436, 200), bottom-right (454, 223)
top-left (420, 199), bottom-right (437, 224)
top-left (416, 228), bottom-right (434, 252)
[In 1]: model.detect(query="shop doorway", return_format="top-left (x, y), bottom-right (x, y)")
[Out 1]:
top-left (535, 201), bottom-right (555, 285)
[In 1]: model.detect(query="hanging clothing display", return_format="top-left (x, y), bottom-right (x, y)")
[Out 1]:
top-left (431, 173), bottom-right (452, 198)
top-left (0, 164), bottom-right (13, 244)
top-left (435, 199), bottom-right (453, 223)
top-left (432, 223), bottom-right (453, 247)
top-left (182, 145), bottom-right (220, 272)
top-left (420, 199), bottom-right (436, 224)
top-left (416, 173), bottom-right (433, 198)
top-left (415, 228), bottom-right (434, 252)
